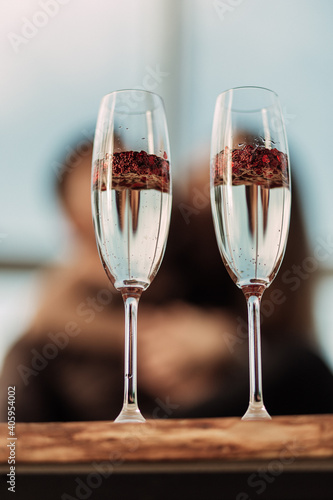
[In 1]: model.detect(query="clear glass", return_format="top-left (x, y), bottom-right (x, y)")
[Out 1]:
top-left (210, 86), bottom-right (291, 420)
top-left (92, 90), bottom-right (172, 423)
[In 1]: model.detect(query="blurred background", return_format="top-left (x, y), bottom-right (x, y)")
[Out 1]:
top-left (1, 0), bottom-right (333, 373)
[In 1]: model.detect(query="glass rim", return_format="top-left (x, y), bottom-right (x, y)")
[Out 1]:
top-left (216, 86), bottom-right (280, 114)
top-left (101, 88), bottom-right (164, 100)
top-left (217, 85), bottom-right (279, 98)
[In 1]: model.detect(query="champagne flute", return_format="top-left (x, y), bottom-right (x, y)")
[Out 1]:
top-left (92, 90), bottom-right (172, 423)
top-left (210, 86), bottom-right (291, 420)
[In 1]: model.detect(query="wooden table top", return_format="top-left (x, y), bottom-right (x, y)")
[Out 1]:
top-left (1, 414), bottom-right (333, 474)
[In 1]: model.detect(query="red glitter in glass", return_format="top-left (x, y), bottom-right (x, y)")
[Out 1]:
top-left (214, 145), bottom-right (289, 188)
top-left (93, 150), bottom-right (170, 193)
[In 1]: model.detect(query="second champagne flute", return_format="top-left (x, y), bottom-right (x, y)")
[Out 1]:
top-left (210, 86), bottom-right (291, 420)
top-left (92, 90), bottom-right (172, 423)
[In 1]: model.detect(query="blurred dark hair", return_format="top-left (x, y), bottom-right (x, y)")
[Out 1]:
top-left (54, 131), bottom-right (94, 209)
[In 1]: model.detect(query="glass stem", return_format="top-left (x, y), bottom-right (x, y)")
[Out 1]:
top-left (114, 288), bottom-right (145, 422)
top-left (242, 286), bottom-right (271, 420)
top-left (247, 293), bottom-right (263, 405)
top-left (115, 287), bottom-right (145, 423)
top-left (122, 290), bottom-right (141, 411)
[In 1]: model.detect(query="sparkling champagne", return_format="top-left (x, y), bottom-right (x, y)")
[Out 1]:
top-left (211, 145), bottom-right (290, 289)
top-left (92, 151), bottom-right (171, 290)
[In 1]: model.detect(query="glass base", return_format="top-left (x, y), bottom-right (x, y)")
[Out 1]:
top-left (114, 406), bottom-right (146, 423)
top-left (242, 402), bottom-right (272, 421)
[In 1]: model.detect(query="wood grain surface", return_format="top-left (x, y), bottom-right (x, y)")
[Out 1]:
top-left (1, 415), bottom-right (333, 473)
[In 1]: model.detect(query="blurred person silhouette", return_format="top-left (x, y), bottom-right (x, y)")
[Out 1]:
top-left (0, 135), bottom-right (332, 422)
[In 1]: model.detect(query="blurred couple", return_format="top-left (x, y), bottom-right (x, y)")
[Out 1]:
top-left (0, 135), bottom-right (332, 422)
